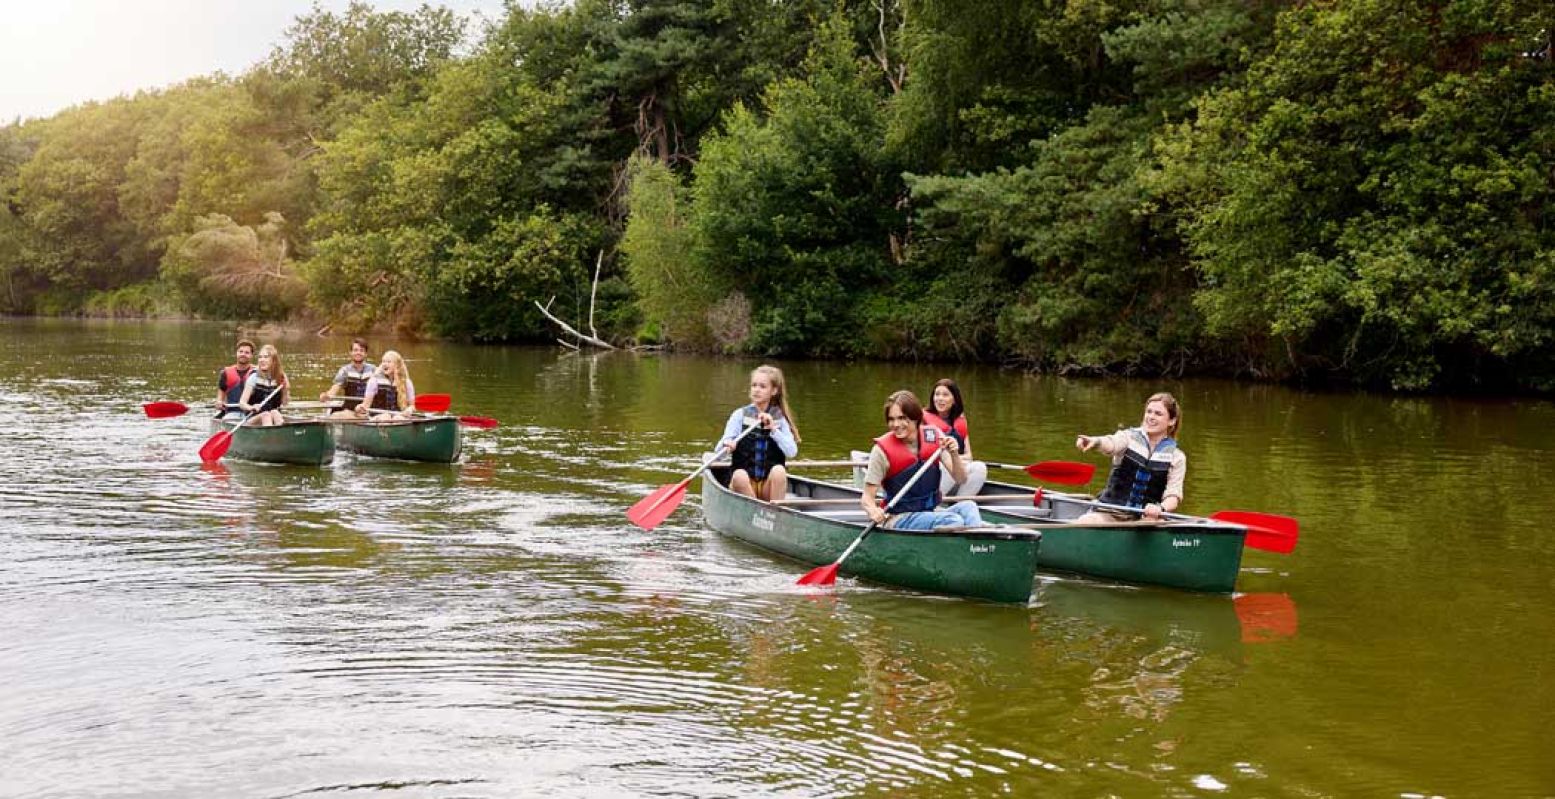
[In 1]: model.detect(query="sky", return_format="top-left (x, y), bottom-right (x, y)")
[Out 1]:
top-left (0, 0), bottom-right (509, 123)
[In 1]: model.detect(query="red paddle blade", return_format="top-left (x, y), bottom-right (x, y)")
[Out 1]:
top-left (1211, 510), bottom-right (1300, 554)
top-left (415, 394), bottom-right (452, 413)
top-left (198, 430), bottom-right (234, 463)
top-left (1025, 460), bottom-right (1096, 485)
top-left (627, 482), bottom-right (688, 530)
top-left (144, 401), bottom-right (189, 418)
top-left (458, 415), bottom-right (499, 429)
top-left (1234, 592), bottom-right (1299, 643)
top-left (796, 562), bottom-right (839, 586)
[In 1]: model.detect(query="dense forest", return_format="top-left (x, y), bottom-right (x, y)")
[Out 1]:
top-left (1, 1), bottom-right (1551, 391)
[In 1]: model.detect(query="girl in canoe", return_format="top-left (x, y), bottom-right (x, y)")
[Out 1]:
top-left (924, 378), bottom-right (988, 499)
top-left (860, 390), bottom-right (983, 531)
top-left (718, 364), bottom-right (801, 501)
top-left (358, 350), bottom-right (416, 419)
top-left (1074, 392), bottom-right (1186, 523)
top-left (237, 344), bottom-right (289, 427)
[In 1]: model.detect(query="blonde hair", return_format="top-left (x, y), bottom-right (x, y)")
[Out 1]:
top-left (378, 350), bottom-right (411, 411)
top-left (753, 364), bottom-right (801, 443)
top-left (257, 344), bottom-right (286, 386)
top-left (1146, 392), bottom-right (1181, 437)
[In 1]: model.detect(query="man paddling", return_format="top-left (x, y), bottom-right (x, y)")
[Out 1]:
top-left (320, 337), bottom-right (375, 418)
top-left (215, 339), bottom-right (255, 420)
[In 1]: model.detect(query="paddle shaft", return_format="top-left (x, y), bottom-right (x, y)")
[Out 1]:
top-left (643, 423), bottom-right (759, 514)
top-left (822, 447), bottom-right (946, 572)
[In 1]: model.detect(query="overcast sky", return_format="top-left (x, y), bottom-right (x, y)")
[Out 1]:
top-left (1, 1), bottom-right (509, 123)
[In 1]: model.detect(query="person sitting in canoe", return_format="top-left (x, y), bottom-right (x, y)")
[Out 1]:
top-left (214, 339), bottom-right (255, 420)
top-left (1074, 392), bottom-right (1186, 523)
top-left (860, 390), bottom-right (984, 531)
top-left (717, 364), bottom-right (800, 501)
top-left (236, 344), bottom-right (289, 427)
top-left (320, 337), bottom-right (375, 418)
top-left (924, 377), bottom-right (988, 499)
top-left (357, 350), bottom-right (415, 420)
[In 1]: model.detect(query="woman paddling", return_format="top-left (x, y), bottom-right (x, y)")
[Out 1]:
top-left (357, 350), bottom-right (416, 420)
top-left (1074, 392), bottom-right (1186, 523)
top-left (237, 344), bottom-right (289, 427)
top-left (923, 378), bottom-right (988, 499)
top-left (718, 365), bottom-right (800, 501)
top-left (859, 390), bottom-right (983, 531)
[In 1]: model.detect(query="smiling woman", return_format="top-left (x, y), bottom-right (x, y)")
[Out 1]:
top-left (1074, 392), bottom-right (1186, 524)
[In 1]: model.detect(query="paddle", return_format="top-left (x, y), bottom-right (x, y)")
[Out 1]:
top-left (144, 401), bottom-right (190, 418)
top-left (989, 460), bottom-right (1095, 484)
top-left (1048, 495), bottom-right (1299, 554)
top-left (457, 415), bottom-right (499, 429)
top-left (198, 411), bottom-right (261, 463)
top-left (414, 394), bottom-right (452, 413)
top-left (796, 448), bottom-right (945, 587)
top-left (786, 458), bottom-right (1096, 485)
top-left (627, 424), bottom-right (761, 530)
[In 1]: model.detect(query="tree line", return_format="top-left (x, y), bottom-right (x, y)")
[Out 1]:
top-left (1, 0), bottom-right (1551, 391)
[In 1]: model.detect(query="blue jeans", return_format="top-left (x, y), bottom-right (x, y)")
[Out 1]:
top-left (888, 500), bottom-right (984, 531)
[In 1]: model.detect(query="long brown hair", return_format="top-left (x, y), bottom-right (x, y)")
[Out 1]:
top-left (753, 365), bottom-right (801, 442)
top-left (1146, 392), bottom-right (1181, 437)
top-left (257, 344), bottom-right (286, 386)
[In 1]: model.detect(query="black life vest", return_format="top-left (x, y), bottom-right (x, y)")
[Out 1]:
top-left (340, 363), bottom-right (374, 408)
top-left (1096, 428), bottom-right (1178, 509)
top-left (876, 425), bottom-right (942, 514)
top-left (370, 378), bottom-right (400, 412)
top-left (730, 405), bottom-right (787, 480)
top-left (220, 364), bottom-right (253, 407)
top-left (248, 372), bottom-right (285, 412)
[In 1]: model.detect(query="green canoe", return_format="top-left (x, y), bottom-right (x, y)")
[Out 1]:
top-left (208, 418), bottom-right (335, 465)
top-left (335, 416), bottom-right (462, 463)
top-left (963, 479), bottom-right (1248, 593)
top-left (700, 467), bottom-right (1043, 604)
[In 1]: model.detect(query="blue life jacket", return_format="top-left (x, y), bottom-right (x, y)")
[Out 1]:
top-left (730, 404), bottom-right (787, 480)
top-left (1097, 428), bottom-right (1177, 509)
top-left (370, 379), bottom-right (399, 412)
top-left (876, 426), bottom-right (942, 514)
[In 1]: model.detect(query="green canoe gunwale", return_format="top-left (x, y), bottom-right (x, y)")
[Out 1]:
top-left (333, 415), bottom-right (463, 463)
top-left (700, 467), bottom-right (1043, 604)
top-left (209, 417), bottom-right (335, 465)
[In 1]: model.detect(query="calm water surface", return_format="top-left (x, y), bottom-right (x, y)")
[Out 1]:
top-left (1, 318), bottom-right (1551, 797)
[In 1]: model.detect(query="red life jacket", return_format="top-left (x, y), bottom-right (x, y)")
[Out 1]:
top-left (220, 364), bottom-right (253, 405)
top-left (923, 412), bottom-right (969, 449)
top-left (874, 425), bottom-right (942, 513)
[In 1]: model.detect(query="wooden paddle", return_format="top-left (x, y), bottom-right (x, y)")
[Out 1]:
top-left (627, 424), bottom-right (760, 530)
top-left (796, 449), bottom-right (944, 587)
top-left (198, 411), bottom-right (261, 463)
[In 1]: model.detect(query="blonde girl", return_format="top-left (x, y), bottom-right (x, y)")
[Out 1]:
top-left (237, 344), bottom-right (289, 427)
top-left (358, 350), bottom-right (416, 419)
top-left (718, 365), bottom-right (801, 501)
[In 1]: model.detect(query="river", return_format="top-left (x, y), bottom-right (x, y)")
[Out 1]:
top-left (1, 318), bottom-right (1550, 797)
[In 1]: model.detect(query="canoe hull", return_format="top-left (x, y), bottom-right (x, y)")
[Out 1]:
top-left (974, 479), bottom-right (1247, 593)
top-left (335, 417), bottom-right (462, 463)
top-left (209, 419), bottom-right (334, 465)
top-left (701, 469), bottom-right (1041, 603)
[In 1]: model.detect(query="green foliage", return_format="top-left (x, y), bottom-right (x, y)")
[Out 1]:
top-left (689, 16), bottom-right (896, 355)
top-left (161, 212), bottom-right (306, 319)
top-left (1160, 0), bottom-right (1555, 389)
top-left (621, 155), bottom-right (718, 346)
